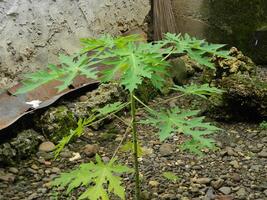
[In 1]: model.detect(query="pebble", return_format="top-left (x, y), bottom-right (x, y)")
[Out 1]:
top-left (219, 187), bottom-right (232, 195)
top-left (79, 95), bottom-right (88, 102)
top-left (38, 141), bottom-right (56, 152)
top-left (211, 179), bottom-right (224, 189)
top-left (258, 149), bottom-right (267, 158)
top-left (231, 173), bottom-right (241, 182)
top-left (149, 180), bottom-right (159, 187)
top-left (51, 167), bottom-right (61, 174)
top-left (0, 173), bottom-right (16, 182)
top-left (229, 160), bottom-right (240, 169)
top-left (236, 187), bottom-right (246, 198)
top-left (82, 144), bottom-right (99, 157)
top-left (264, 189), bottom-right (267, 196)
top-left (8, 167), bottom-right (19, 174)
top-left (193, 177), bottom-right (211, 184)
top-left (159, 143), bottom-right (173, 156)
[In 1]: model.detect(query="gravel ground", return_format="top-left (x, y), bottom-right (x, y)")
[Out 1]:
top-left (0, 96), bottom-right (266, 200)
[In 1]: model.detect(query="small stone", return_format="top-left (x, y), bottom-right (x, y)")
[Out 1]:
top-left (141, 190), bottom-right (150, 200)
top-left (211, 179), bottom-right (224, 189)
top-left (0, 173), bottom-right (16, 182)
top-left (8, 167), bottom-right (19, 174)
top-left (60, 151), bottom-right (72, 158)
top-left (258, 149), bottom-right (267, 158)
top-left (82, 144), bottom-right (99, 157)
top-left (79, 95), bottom-right (88, 102)
top-left (205, 187), bottom-right (215, 200)
top-left (51, 167), bottom-right (61, 174)
top-left (231, 173), bottom-right (241, 182)
top-left (149, 180), bottom-right (159, 187)
top-left (225, 147), bottom-right (236, 156)
top-left (38, 141), bottom-right (55, 152)
top-left (219, 187), bottom-right (232, 195)
top-left (31, 164), bottom-right (39, 170)
top-left (28, 192), bottom-right (38, 200)
top-left (102, 156), bottom-right (110, 163)
top-left (263, 189), bottom-right (267, 196)
top-left (193, 177), bottom-right (211, 184)
top-left (159, 143), bottom-right (173, 156)
top-left (250, 165), bottom-right (260, 172)
top-left (229, 160), bottom-right (240, 169)
top-left (236, 187), bottom-right (246, 198)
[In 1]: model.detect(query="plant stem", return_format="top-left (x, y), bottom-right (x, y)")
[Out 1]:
top-left (130, 91), bottom-right (141, 200)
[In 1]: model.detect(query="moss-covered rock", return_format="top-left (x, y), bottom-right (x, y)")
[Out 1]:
top-left (0, 129), bottom-right (43, 165)
top-left (36, 105), bottom-right (77, 142)
top-left (219, 74), bottom-right (267, 119)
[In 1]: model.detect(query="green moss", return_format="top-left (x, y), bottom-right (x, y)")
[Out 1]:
top-left (37, 106), bottom-right (77, 142)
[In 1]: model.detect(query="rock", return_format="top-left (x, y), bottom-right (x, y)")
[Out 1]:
top-left (225, 147), bottom-right (236, 156)
top-left (149, 180), bottom-right (159, 187)
top-left (193, 177), bottom-right (212, 184)
top-left (82, 144), bottom-right (99, 157)
top-left (159, 143), bottom-right (173, 156)
top-left (211, 179), bottom-right (224, 189)
top-left (0, 129), bottom-right (43, 165)
top-left (51, 167), bottom-right (61, 174)
top-left (205, 187), bottom-right (216, 200)
top-left (229, 160), bottom-right (240, 169)
top-left (258, 149), bottom-right (267, 158)
top-left (231, 173), bottom-right (241, 182)
top-left (141, 190), bottom-right (151, 200)
top-left (0, 173), bottom-right (16, 182)
top-left (38, 142), bottom-right (56, 152)
top-left (236, 187), bottom-right (246, 198)
top-left (36, 106), bottom-right (77, 142)
top-left (79, 95), bottom-right (88, 102)
top-left (263, 189), bottom-right (267, 196)
top-left (8, 167), bottom-right (19, 174)
top-left (219, 187), bottom-right (232, 195)
top-left (250, 165), bottom-right (260, 172)
top-left (31, 164), bottom-right (39, 170)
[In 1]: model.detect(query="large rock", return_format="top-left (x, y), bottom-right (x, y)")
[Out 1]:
top-left (0, 0), bottom-right (150, 89)
top-left (0, 129), bottom-right (43, 165)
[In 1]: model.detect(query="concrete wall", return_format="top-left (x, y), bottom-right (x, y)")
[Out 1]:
top-left (172, 0), bottom-right (267, 64)
top-left (0, 0), bottom-right (150, 89)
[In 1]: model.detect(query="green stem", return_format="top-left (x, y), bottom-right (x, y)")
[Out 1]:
top-left (130, 91), bottom-right (141, 200)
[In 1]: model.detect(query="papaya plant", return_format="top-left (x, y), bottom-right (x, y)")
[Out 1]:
top-left (16, 33), bottom-right (230, 200)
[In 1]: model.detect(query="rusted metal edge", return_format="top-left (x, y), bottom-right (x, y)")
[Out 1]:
top-left (0, 75), bottom-right (99, 131)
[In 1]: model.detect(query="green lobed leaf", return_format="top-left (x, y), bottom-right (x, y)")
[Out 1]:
top-left (172, 83), bottom-right (224, 99)
top-left (142, 107), bottom-right (221, 155)
top-left (15, 54), bottom-right (98, 94)
top-left (52, 154), bottom-right (133, 200)
top-left (163, 33), bottom-right (231, 69)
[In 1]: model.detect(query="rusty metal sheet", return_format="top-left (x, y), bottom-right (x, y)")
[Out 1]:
top-left (0, 76), bottom-right (99, 131)
top-left (0, 92), bottom-right (32, 130)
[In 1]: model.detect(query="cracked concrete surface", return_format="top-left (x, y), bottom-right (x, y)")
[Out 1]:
top-left (0, 0), bottom-right (150, 89)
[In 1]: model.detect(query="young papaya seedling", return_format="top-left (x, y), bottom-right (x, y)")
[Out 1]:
top-left (16, 33), bottom-right (229, 200)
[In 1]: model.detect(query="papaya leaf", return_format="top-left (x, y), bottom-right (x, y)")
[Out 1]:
top-left (172, 83), bottom-right (224, 99)
top-left (100, 42), bottom-right (170, 92)
top-left (94, 102), bottom-right (128, 116)
top-left (163, 33), bottom-right (231, 69)
top-left (15, 54), bottom-right (98, 94)
top-left (52, 154), bottom-right (133, 200)
top-left (142, 107), bottom-right (221, 155)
